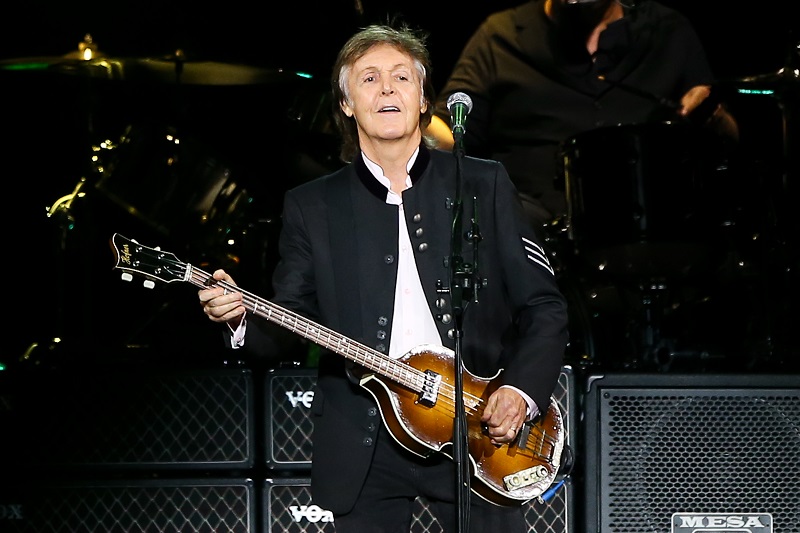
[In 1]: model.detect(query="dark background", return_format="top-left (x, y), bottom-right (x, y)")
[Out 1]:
top-left (2, 1), bottom-right (797, 85)
top-left (1, 0), bottom-right (798, 369)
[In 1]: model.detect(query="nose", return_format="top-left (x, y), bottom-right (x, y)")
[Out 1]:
top-left (381, 79), bottom-right (394, 94)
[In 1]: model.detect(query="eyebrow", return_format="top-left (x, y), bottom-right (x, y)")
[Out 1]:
top-left (357, 62), bottom-right (413, 74)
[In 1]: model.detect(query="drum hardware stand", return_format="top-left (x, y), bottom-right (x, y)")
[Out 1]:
top-left (629, 278), bottom-right (684, 372)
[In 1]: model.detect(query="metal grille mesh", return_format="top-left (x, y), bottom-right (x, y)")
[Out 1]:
top-left (263, 478), bottom-right (571, 533)
top-left (0, 479), bottom-right (254, 533)
top-left (7, 369), bottom-right (253, 468)
top-left (266, 369), bottom-right (316, 469)
top-left (599, 389), bottom-right (800, 532)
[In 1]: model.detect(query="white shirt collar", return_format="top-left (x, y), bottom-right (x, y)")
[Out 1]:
top-left (361, 148), bottom-right (419, 204)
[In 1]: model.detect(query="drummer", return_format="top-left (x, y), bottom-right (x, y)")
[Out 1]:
top-left (426, 0), bottom-right (739, 232)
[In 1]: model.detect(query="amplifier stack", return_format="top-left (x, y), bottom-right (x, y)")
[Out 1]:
top-left (0, 362), bottom-right (577, 533)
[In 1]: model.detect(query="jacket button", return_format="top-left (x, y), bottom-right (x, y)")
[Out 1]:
top-left (367, 423), bottom-right (377, 432)
top-left (414, 228), bottom-right (423, 238)
top-left (441, 313), bottom-right (452, 324)
top-left (413, 213), bottom-right (422, 223)
top-left (384, 255), bottom-right (395, 264)
top-left (378, 316), bottom-right (388, 326)
top-left (363, 437), bottom-right (374, 447)
top-left (377, 330), bottom-right (386, 340)
top-left (376, 343), bottom-right (386, 352)
top-left (418, 243), bottom-right (428, 252)
top-left (367, 407), bottom-right (378, 417)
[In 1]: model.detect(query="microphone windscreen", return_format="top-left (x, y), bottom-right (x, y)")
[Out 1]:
top-left (447, 92), bottom-right (473, 113)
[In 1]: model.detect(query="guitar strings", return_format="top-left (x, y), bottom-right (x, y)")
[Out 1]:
top-left (184, 263), bottom-right (559, 454)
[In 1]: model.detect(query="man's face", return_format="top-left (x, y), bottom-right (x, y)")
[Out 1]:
top-left (340, 43), bottom-right (426, 144)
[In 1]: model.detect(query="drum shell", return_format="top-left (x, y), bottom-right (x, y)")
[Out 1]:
top-left (95, 122), bottom-right (251, 246)
top-left (559, 122), bottom-right (724, 251)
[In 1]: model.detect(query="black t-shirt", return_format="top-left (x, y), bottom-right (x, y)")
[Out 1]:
top-left (434, 0), bottom-right (716, 218)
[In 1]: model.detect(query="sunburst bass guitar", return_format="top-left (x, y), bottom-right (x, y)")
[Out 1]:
top-left (109, 232), bottom-right (566, 506)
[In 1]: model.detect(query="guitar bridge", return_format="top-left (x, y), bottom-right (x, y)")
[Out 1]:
top-left (417, 370), bottom-right (441, 407)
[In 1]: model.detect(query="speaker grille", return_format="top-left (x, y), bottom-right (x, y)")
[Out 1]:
top-left (0, 478), bottom-right (255, 533)
top-left (263, 478), bottom-right (498, 533)
top-left (586, 374), bottom-right (800, 533)
top-left (262, 477), bottom-right (572, 533)
top-left (525, 478), bottom-right (572, 533)
top-left (3, 368), bottom-right (254, 469)
top-left (265, 368), bottom-right (316, 470)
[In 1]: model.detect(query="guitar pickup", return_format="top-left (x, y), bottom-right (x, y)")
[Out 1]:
top-left (417, 370), bottom-right (441, 407)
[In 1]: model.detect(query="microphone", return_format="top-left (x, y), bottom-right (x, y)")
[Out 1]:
top-left (446, 92), bottom-right (473, 138)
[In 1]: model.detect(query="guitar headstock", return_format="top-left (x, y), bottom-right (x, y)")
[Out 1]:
top-left (110, 233), bottom-right (188, 287)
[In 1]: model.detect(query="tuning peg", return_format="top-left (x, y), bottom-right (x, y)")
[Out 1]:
top-left (121, 273), bottom-right (133, 282)
top-left (143, 280), bottom-right (155, 289)
top-left (131, 237), bottom-right (160, 251)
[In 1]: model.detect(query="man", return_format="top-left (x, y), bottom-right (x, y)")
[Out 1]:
top-left (199, 24), bottom-right (568, 533)
top-left (426, 0), bottom-right (738, 228)
top-left (426, 0), bottom-right (741, 372)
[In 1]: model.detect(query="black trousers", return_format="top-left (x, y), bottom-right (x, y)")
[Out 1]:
top-left (332, 427), bottom-right (527, 533)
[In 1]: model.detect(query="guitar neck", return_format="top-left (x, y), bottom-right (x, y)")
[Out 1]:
top-left (185, 264), bottom-right (424, 391)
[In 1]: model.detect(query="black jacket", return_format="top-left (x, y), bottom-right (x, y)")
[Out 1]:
top-left (242, 145), bottom-right (568, 513)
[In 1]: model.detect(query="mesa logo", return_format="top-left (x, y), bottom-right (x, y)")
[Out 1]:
top-left (672, 512), bottom-right (772, 533)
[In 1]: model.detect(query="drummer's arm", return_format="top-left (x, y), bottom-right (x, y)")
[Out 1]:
top-left (680, 85), bottom-right (739, 142)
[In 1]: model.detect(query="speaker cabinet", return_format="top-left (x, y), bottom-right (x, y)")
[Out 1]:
top-left (527, 366), bottom-right (575, 533)
top-left (265, 368), bottom-right (316, 470)
top-left (583, 373), bottom-right (800, 533)
top-left (1, 367), bottom-right (255, 471)
top-left (261, 477), bottom-right (476, 533)
top-left (262, 478), bottom-right (334, 532)
top-left (262, 367), bottom-right (576, 532)
top-left (262, 477), bottom-right (572, 533)
top-left (0, 478), bottom-right (256, 532)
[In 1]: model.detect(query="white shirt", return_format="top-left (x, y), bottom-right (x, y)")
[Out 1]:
top-left (362, 150), bottom-right (443, 359)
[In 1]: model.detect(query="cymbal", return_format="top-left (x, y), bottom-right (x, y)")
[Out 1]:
top-left (121, 57), bottom-right (290, 85)
top-left (0, 55), bottom-right (123, 79)
top-left (0, 54), bottom-right (301, 85)
top-left (720, 66), bottom-right (800, 96)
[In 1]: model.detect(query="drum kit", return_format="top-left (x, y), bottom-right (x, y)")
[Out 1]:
top-left (554, 51), bottom-right (799, 374)
top-left (2, 37), bottom-right (342, 357)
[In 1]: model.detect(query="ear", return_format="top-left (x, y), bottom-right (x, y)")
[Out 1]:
top-left (341, 99), bottom-right (354, 118)
top-left (420, 97), bottom-right (428, 114)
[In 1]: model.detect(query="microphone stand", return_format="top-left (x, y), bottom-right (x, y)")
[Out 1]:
top-left (446, 125), bottom-right (484, 532)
